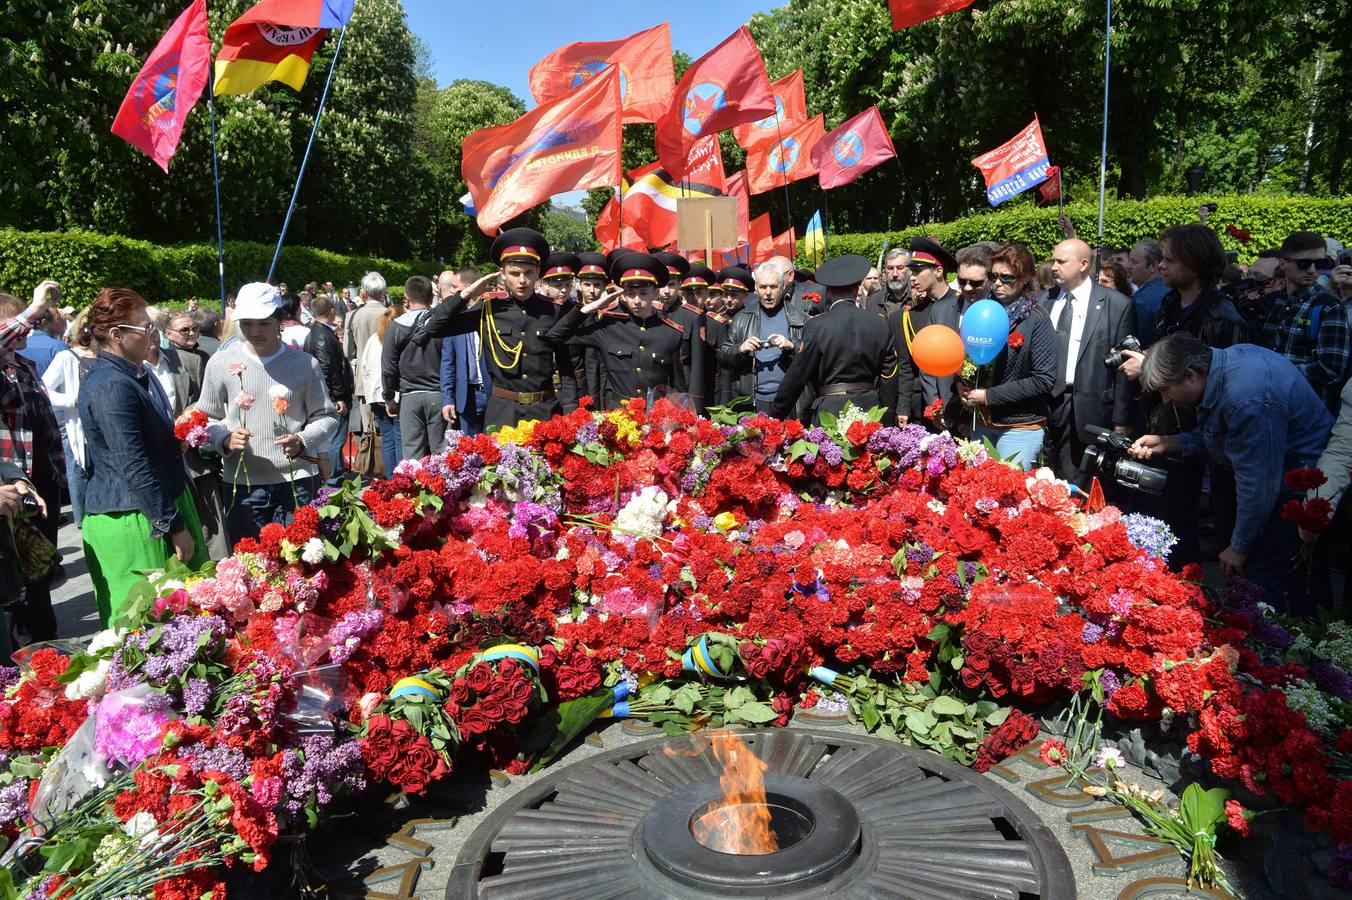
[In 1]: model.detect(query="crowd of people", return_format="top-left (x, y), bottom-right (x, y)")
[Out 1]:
top-left (1, 213), bottom-right (1350, 649)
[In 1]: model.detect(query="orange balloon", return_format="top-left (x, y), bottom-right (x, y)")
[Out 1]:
top-left (910, 324), bottom-right (966, 377)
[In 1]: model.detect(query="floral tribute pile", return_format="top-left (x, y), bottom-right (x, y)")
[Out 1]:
top-left (2, 399), bottom-right (1351, 896)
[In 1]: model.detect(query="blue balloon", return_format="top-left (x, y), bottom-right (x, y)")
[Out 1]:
top-left (960, 299), bottom-right (1010, 366)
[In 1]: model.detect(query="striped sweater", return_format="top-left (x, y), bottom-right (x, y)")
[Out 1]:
top-left (198, 341), bottom-right (338, 485)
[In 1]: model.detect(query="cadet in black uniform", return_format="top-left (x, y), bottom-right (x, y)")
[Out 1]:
top-left (682, 263), bottom-right (725, 412)
top-left (770, 254), bottom-right (900, 424)
top-left (544, 253), bottom-right (687, 406)
top-left (411, 228), bottom-right (575, 431)
top-left (540, 252), bottom-right (584, 413)
top-left (655, 251), bottom-right (707, 406)
top-left (574, 251), bottom-right (612, 409)
top-left (717, 266), bottom-right (753, 316)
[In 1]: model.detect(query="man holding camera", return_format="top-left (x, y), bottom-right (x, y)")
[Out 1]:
top-left (1044, 239), bottom-right (1136, 488)
top-left (1126, 333), bottom-right (1331, 612)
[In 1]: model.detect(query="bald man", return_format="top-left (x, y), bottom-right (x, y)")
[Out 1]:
top-left (1044, 239), bottom-right (1137, 488)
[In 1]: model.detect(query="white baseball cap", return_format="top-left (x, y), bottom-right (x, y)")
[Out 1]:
top-left (233, 282), bottom-right (282, 321)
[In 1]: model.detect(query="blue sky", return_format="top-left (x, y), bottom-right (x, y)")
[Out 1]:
top-left (402, 0), bottom-right (778, 206)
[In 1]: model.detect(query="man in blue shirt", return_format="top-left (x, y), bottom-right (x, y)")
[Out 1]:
top-left (1128, 333), bottom-right (1332, 613)
top-left (1128, 240), bottom-right (1169, 340)
top-left (17, 308), bottom-right (69, 376)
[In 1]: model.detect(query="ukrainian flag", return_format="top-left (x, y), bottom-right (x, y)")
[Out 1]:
top-left (803, 210), bottom-right (826, 266)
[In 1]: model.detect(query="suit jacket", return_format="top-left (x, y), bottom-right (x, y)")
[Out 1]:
top-left (1043, 282), bottom-right (1136, 442)
top-left (441, 333), bottom-right (491, 412)
top-left (161, 346), bottom-right (205, 417)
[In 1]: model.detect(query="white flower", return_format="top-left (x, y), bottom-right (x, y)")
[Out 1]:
top-left (87, 627), bottom-right (126, 656)
top-left (123, 811), bottom-right (158, 840)
top-left (64, 659), bottom-right (110, 700)
top-left (267, 384), bottom-right (289, 399)
top-left (383, 526), bottom-right (403, 544)
top-left (301, 538), bottom-right (326, 565)
top-left (1094, 747), bottom-right (1125, 770)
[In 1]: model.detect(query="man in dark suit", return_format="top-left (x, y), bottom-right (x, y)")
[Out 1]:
top-left (441, 319), bottom-right (491, 436)
top-left (1044, 239), bottom-right (1137, 488)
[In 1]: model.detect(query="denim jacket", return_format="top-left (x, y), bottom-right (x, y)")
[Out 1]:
top-left (78, 352), bottom-right (188, 537)
top-left (1177, 345), bottom-right (1332, 552)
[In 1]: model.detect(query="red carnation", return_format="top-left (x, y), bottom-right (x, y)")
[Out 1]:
top-left (1224, 799), bottom-right (1250, 837)
top-left (1007, 332), bottom-right (1024, 349)
top-left (1284, 467), bottom-right (1327, 492)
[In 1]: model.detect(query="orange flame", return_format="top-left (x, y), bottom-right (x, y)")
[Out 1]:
top-left (692, 731), bottom-right (780, 855)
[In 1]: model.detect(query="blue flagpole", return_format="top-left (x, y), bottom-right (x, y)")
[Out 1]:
top-left (267, 25), bottom-right (348, 283)
top-left (208, 68), bottom-right (227, 317)
top-left (1095, 0), bottom-right (1112, 271)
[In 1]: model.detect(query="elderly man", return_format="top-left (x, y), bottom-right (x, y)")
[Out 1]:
top-left (765, 255), bottom-right (826, 319)
top-left (1044, 238), bottom-right (1136, 487)
top-left (718, 259), bottom-right (806, 415)
top-left (863, 247), bottom-right (911, 317)
top-left (1129, 333), bottom-right (1331, 612)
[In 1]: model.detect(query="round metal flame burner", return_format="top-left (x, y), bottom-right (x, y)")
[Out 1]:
top-left (447, 729), bottom-right (1075, 899)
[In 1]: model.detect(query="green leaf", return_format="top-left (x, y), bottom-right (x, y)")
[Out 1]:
top-left (926, 623), bottom-right (950, 642)
top-left (859, 700), bottom-right (882, 731)
top-left (930, 695), bottom-right (967, 717)
top-left (734, 701), bottom-right (780, 724)
top-left (526, 691), bottom-right (615, 772)
top-left (985, 707), bottom-right (1012, 726)
top-left (904, 710), bottom-right (933, 735)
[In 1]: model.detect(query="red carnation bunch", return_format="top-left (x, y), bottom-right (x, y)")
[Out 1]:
top-left (173, 408), bottom-right (208, 441)
top-left (1283, 497), bottom-right (1333, 536)
top-left (1284, 467), bottom-right (1328, 492)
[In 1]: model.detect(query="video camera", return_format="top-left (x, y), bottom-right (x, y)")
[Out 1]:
top-left (1080, 425), bottom-right (1167, 494)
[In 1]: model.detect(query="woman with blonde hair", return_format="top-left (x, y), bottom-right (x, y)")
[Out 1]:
top-left (361, 307), bottom-right (403, 476)
top-left (42, 309), bottom-right (98, 523)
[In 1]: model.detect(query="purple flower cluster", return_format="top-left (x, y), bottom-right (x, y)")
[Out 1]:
top-left (1082, 621), bottom-right (1105, 645)
top-left (184, 742), bottom-right (251, 782)
top-left (1311, 659), bottom-right (1352, 701)
top-left (280, 734), bottom-right (366, 816)
top-left (325, 608), bottom-right (385, 664)
top-left (0, 776), bottom-right (30, 824)
top-left (1120, 513), bottom-right (1178, 562)
top-left (182, 677), bottom-right (212, 718)
top-left (905, 542), bottom-right (936, 567)
top-left (508, 500), bottom-right (558, 544)
top-left (1099, 669), bottom-right (1123, 700)
top-left (0, 666), bottom-right (19, 692)
top-left (93, 689), bottom-right (174, 768)
top-left (866, 424), bottom-right (926, 468)
top-left (110, 614), bottom-right (229, 690)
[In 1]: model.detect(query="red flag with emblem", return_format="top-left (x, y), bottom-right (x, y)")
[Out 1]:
top-left (773, 227), bottom-right (796, 259)
top-left (463, 66), bottom-right (623, 235)
top-left (733, 68), bottom-right (807, 150)
top-left (594, 135), bottom-right (724, 250)
top-left (1038, 165), bottom-right (1062, 204)
top-left (654, 26), bottom-right (776, 178)
top-left (746, 114), bottom-right (826, 195)
top-left (811, 106), bottom-right (897, 190)
top-left (110, 0), bottom-right (211, 172)
top-left (528, 23), bottom-right (674, 124)
top-left (724, 169), bottom-right (752, 249)
top-left (888, 0), bottom-right (978, 29)
top-left (748, 213), bottom-right (774, 263)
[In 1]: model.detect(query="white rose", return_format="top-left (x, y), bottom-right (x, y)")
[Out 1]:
top-left (64, 660), bottom-right (110, 700)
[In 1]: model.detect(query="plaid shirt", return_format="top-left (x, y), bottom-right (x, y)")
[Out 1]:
top-left (1258, 284), bottom-right (1352, 411)
top-left (0, 313), bottom-right (66, 481)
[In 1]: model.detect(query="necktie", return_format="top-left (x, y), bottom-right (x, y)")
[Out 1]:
top-left (1055, 293), bottom-right (1073, 394)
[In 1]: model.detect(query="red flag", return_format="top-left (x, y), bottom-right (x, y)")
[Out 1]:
top-left (463, 67), bottom-right (623, 235)
top-left (971, 116), bottom-right (1052, 206)
top-left (773, 227), bottom-right (796, 259)
top-left (110, 0), bottom-right (211, 172)
top-left (595, 136), bottom-right (725, 250)
top-left (811, 106), bottom-right (897, 190)
top-left (528, 23), bottom-right (674, 125)
top-left (594, 195), bottom-right (647, 252)
top-left (733, 69), bottom-right (807, 150)
top-left (746, 114), bottom-right (826, 195)
top-left (748, 214), bottom-right (774, 263)
top-left (1038, 165), bottom-right (1062, 204)
top-left (888, 0), bottom-right (978, 29)
top-left (725, 170), bottom-right (752, 248)
top-left (655, 26), bottom-right (776, 177)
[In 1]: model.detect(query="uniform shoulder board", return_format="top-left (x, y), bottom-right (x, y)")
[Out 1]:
top-left (660, 316), bottom-right (685, 334)
top-left (708, 312), bottom-right (728, 325)
top-left (681, 302), bottom-right (703, 315)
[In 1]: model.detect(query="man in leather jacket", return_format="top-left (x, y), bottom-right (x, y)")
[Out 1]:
top-left (716, 262), bottom-right (807, 416)
top-left (305, 295), bottom-right (354, 484)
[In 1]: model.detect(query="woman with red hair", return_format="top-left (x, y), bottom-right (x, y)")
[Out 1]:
top-left (77, 288), bottom-right (206, 625)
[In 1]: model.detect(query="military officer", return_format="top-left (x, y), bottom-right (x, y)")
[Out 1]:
top-left (545, 252), bottom-right (688, 406)
top-left (770, 254), bottom-right (900, 424)
top-left (411, 228), bottom-right (575, 430)
top-left (540, 252), bottom-right (585, 412)
top-left (717, 266), bottom-right (753, 316)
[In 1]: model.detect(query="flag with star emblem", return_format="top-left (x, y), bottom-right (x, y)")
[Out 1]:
top-left (811, 106), bottom-right (896, 190)
top-left (654, 26), bottom-right (775, 178)
top-left (528, 23), bottom-right (674, 124)
top-left (732, 68), bottom-right (806, 150)
top-left (745, 113), bottom-right (825, 195)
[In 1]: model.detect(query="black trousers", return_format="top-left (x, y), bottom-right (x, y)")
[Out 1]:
top-left (1049, 392), bottom-right (1089, 490)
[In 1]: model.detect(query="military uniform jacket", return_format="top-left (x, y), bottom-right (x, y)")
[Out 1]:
top-left (771, 298), bottom-right (899, 423)
top-left (545, 305), bottom-right (687, 406)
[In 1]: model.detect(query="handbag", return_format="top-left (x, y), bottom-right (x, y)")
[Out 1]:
top-left (353, 428), bottom-right (383, 480)
top-left (13, 517), bottom-right (58, 585)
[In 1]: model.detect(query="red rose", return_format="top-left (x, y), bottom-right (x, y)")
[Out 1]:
top-left (1007, 332), bottom-right (1025, 349)
top-left (360, 715), bottom-right (402, 775)
top-left (466, 664), bottom-right (494, 694)
top-left (502, 700), bottom-right (529, 724)
top-left (478, 698), bottom-right (508, 723)
top-left (507, 676), bottom-right (533, 702)
top-left (388, 733), bottom-right (449, 795)
top-left (448, 680), bottom-right (472, 706)
top-left (457, 709), bottom-right (490, 736)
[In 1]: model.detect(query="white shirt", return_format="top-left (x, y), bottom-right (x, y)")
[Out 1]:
top-left (1051, 278), bottom-right (1093, 386)
top-left (149, 353), bottom-right (177, 413)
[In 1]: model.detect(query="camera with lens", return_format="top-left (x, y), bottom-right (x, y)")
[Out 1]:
top-left (1103, 335), bottom-right (1142, 369)
top-left (1080, 425), bottom-right (1167, 494)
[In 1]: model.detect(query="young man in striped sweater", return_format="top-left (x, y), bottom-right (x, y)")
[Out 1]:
top-left (199, 283), bottom-right (339, 544)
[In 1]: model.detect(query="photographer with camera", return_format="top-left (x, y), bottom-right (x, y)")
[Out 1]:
top-left (1126, 333), bottom-right (1332, 613)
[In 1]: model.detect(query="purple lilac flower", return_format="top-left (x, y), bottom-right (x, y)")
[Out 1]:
top-left (1082, 621), bottom-right (1105, 645)
top-left (1330, 844), bottom-right (1352, 890)
top-left (182, 677), bottom-right (212, 718)
top-left (325, 610), bottom-right (386, 665)
top-left (1100, 669), bottom-right (1122, 699)
top-left (0, 777), bottom-right (30, 824)
top-left (0, 666), bottom-right (19, 692)
top-left (867, 425), bottom-right (925, 468)
top-left (184, 743), bottom-right (251, 782)
top-left (22, 875), bottom-right (62, 900)
top-left (1120, 513), bottom-right (1178, 561)
top-left (1311, 660), bottom-right (1352, 701)
top-left (280, 734), bottom-right (367, 816)
top-left (127, 614), bottom-right (229, 687)
top-left (820, 441), bottom-right (844, 466)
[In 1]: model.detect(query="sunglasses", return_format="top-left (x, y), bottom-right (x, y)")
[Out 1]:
top-left (990, 273), bottom-right (1020, 285)
top-left (957, 278), bottom-right (988, 289)
top-left (1281, 257), bottom-right (1322, 270)
top-left (113, 323), bottom-right (156, 335)
top-left (172, 326), bottom-right (200, 334)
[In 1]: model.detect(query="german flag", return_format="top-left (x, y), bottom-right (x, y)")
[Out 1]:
top-left (213, 0), bottom-right (352, 95)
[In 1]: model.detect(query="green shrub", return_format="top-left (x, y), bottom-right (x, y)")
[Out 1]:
top-left (811, 195), bottom-right (1352, 267)
top-left (0, 228), bottom-right (440, 307)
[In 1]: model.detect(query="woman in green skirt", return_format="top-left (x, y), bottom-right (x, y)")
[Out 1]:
top-left (77, 288), bottom-right (207, 625)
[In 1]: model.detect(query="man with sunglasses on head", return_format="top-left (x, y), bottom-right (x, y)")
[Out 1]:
top-left (1258, 231), bottom-right (1350, 413)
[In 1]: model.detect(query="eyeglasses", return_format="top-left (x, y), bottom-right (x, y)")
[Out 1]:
top-left (1281, 257), bottom-right (1322, 271)
top-left (113, 323), bottom-right (155, 335)
top-left (957, 278), bottom-right (988, 289)
top-left (171, 326), bottom-right (200, 334)
top-left (990, 273), bottom-right (1020, 285)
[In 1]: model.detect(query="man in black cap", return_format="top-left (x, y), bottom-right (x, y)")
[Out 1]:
top-left (889, 236), bottom-right (961, 427)
top-left (544, 253), bottom-right (687, 406)
top-left (681, 263), bottom-right (729, 411)
top-left (771, 254), bottom-right (899, 424)
top-left (717, 263), bottom-right (806, 415)
top-left (410, 228), bottom-right (575, 431)
top-left (575, 251), bottom-right (614, 409)
top-left (716, 266), bottom-right (753, 317)
top-left (540, 252), bottom-right (586, 413)
top-left (654, 252), bottom-right (699, 370)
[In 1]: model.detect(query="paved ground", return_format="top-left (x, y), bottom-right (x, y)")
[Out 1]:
top-left (50, 517), bottom-right (101, 642)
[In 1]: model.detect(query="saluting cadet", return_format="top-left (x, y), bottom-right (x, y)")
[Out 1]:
top-left (573, 251), bottom-right (613, 409)
top-left (771, 254), bottom-right (900, 425)
top-left (540, 252), bottom-right (585, 413)
top-left (544, 252), bottom-right (688, 406)
top-left (411, 228), bottom-right (575, 431)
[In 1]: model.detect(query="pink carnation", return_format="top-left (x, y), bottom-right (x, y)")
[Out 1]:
top-left (184, 425), bottom-right (210, 448)
top-left (227, 362), bottom-right (247, 376)
top-left (232, 391), bottom-right (256, 410)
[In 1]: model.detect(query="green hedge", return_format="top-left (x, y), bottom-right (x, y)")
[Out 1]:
top-left (0, 228), bottom-right (440, 306)
top-left (815, 195), bottom-right (1352, 267)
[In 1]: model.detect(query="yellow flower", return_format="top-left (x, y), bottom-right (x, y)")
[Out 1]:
top-left (713, 511), bottom-right (739, 533)
top-left (604, 409), bottom-right (641, 446)
top-left (496, 420), bottom-right (538, 445)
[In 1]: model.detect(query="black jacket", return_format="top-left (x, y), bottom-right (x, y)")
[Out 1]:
top-left (770, 299), bottom-right (899, 423)
top-left (889, 288), bottom-right (962, 423)
top-left (545, 306), bottom-right (687, 405)
top-left (382, 308), bottom-right (441, 402)
top-left (1145, 285), bottom-right (1248, 435)
top-left (717, 299), bottom-right (808, 405)
top-left (1041, 282), bottom-right (1137, 441)
top-left (980, 299), bottom-right (1058, 428)
top-left (304, 322), bottom-right (354, 405)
